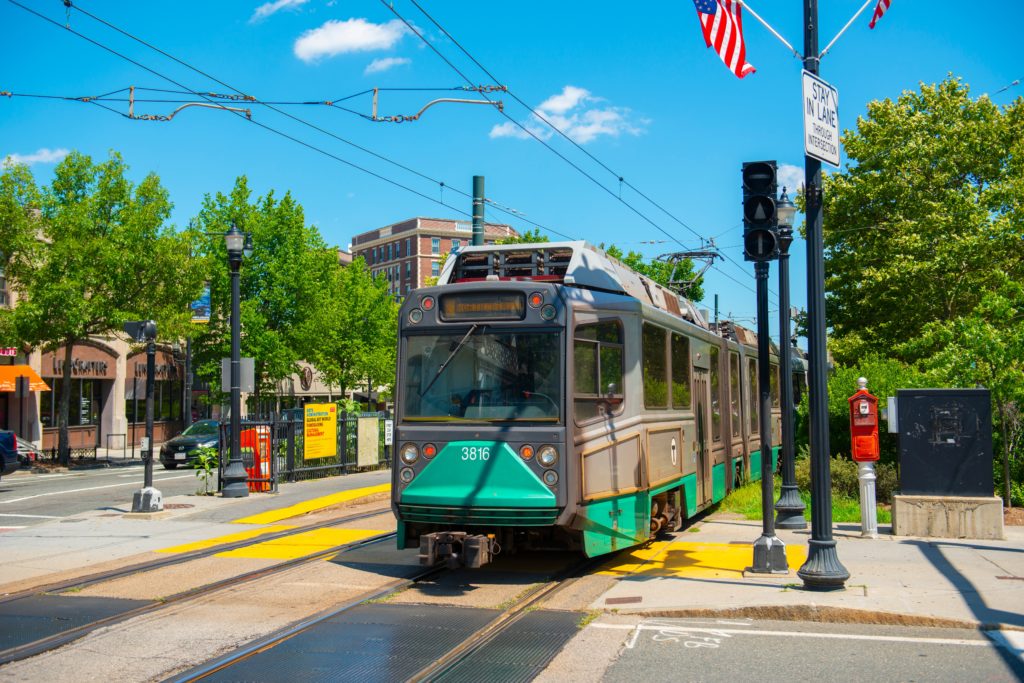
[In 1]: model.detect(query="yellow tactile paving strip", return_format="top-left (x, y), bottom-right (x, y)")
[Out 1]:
top-left (231, 483), bottom-right (391, 525)
top-left (598, 539), bottom-right (807, 578)
top-left (215, 528), bottom-right (386, 560)
top-left (157, 525), bottom-right (296, 554)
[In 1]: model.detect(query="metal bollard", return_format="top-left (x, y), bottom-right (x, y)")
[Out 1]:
top-left (858, 460), bottom-right (878, 538)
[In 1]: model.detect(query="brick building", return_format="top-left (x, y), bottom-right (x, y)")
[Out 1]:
top-left (351, 217), bottom-right (518, 297)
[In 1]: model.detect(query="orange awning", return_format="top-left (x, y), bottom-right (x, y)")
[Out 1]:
top-left (0, 365), bottom-right (50, 392)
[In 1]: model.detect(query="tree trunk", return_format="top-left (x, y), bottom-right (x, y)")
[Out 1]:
top-left (998, 403), bottom-right (1011, 508)
top-left (58, 340), bottom-right (75, 466)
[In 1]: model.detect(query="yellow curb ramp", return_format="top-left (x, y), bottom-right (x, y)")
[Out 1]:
top-left (231, 483), bottom-right (391, 526)
top-left (598, 539), bottom-right (807, 578)
top-left (215, 528), bottom-right (387, 560)
top-left (157, 525), bottom-right (296, 554)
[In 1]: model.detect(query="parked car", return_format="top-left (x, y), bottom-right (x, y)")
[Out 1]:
top-left (0, 430), bottom-right (18, 477)
top-left (158, 420), bottom-right (220, 470)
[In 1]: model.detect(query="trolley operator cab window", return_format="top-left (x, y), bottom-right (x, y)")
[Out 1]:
top-left (403, 329), bottom-right (562, 422)
top-left (574, 321), bottom-right (623, 422)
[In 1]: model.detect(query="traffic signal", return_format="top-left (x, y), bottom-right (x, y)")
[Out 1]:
top-left (742, 160), bottom-right (779, 262)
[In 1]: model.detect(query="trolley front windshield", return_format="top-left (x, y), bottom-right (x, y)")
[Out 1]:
top-left (402, 330), bottom-right (561, 422)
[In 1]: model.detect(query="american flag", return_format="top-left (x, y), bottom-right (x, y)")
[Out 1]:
top-left (868, 0), bottom-right (891, 29)
top-left (692, 0), bottom-right (756, 79)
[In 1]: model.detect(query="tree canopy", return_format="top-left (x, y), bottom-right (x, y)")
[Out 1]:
top-left (604, 245), bottom-right (704, 302)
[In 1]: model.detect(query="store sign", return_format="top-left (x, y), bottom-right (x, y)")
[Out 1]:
top-left (135, 362), bottom-right (179, 379)
top-left (303, 403), bottom-right (338, 460)
top-left (52, 358), bottom-right (110, 376)
top-left (0, 347), bottom-right (17, 357)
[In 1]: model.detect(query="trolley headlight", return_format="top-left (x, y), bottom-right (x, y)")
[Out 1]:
top-left (537, 445), bottom-right (558, 467)
top-left (399, 467), bottom-right (415, 484)
top-left (519, 444), bottom-right (535, 461)
top-left (400, 443), bottom-right (419, 464)
top-left (540, 304), bottom-right (557, 321)
top-left (542, 469), bottom-right (559, 487)
top-left (408, 308), bottom-right (423, 324)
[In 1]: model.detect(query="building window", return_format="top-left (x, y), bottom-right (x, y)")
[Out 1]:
top-left (396, 241), bottom-right (402, 258)
top-left (406, 238), bottom-right (412, 255)
top-left (125, 379), bottom-right (182, 424)
top-left (642, 323), bottom-right (668, 409)
top-left (40, 378), bottom-right (103, 427)
top-left (452, 239), bottom-right (461, 251)
top-left (431, 261), bottom-right (440, 277)
top-left (573, 321), bottom-right (624, 422)
top-left (406, 261), bottom-right (411, 277)
top-left (431, 238), bottom-right (440, 255)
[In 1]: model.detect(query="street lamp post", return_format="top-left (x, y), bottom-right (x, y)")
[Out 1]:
top-left (125, 320), bottom-right (161, 513)
top-left (222, 223), bottom-right (251, 498)
top-left (773, 189), bottom-right (807, 529)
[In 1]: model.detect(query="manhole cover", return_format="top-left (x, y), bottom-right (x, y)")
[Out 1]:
top-left (163, 503), bottom-right (194, 510)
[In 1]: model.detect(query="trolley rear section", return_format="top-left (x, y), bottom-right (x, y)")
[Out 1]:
top-left (391, 242), bottom-right (782, 568)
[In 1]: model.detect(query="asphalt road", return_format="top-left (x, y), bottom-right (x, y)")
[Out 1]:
top-left (601, 617), bottom-right (1024, 682)
top-left (0, 464), bottom-right (206, 528)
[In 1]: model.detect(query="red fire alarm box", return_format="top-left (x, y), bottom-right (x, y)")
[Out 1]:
top-left (848, 385), bottom-right (880, 462)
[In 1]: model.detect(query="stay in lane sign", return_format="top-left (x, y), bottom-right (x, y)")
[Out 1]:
top-left (802, 71), bottom-right (840, 167)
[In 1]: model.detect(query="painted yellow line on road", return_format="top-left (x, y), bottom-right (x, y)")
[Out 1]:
top-left (157, 525), bottom-right (296, 554)
top-left (598, 540), bottom-right (806, 578)
top-left (232, 483), bottom-right (391, 525)
top-left (216, 528), bottom-right (386, 560)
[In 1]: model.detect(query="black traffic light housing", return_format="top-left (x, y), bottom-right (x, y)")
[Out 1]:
top-left (742, 160), bottom-right (779, 262)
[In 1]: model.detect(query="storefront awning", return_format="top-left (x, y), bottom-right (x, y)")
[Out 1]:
top-left (0, 365), bottom-right (50, 392)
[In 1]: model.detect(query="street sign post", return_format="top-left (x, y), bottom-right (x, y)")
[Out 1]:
top-left (802, 70), bottom-right (840, 167)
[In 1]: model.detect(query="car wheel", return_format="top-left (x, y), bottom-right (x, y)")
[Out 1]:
top-left (162, 462), bottom-right (178, 470)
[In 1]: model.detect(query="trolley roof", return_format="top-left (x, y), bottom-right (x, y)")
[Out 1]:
top-left (438, 241), bottom-right (709, 329)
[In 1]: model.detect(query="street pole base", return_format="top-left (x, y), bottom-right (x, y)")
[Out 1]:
top-left (221, 458), bottom-right (250, 498)
top-left (747, 534), bottom-right (789, 574)
top-left (131, 486), bottom-right (163, 513)
top-left (774, 484), bottom-right (808, 530)
top-left (797, 538), bottom-right (850, 590)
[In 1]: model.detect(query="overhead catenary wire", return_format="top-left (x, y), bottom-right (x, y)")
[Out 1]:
top-left (9, 0), bottom-right (575, 241)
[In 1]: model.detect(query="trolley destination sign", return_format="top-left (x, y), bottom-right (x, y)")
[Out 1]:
top-left (802, 70), bottom-right (840, 167)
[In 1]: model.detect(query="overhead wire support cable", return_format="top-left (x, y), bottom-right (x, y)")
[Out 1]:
top-left (39, 0), bottom-right (573, 240)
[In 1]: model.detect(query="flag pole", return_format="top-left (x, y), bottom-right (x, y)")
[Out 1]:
top-left (738, 1), bottom-right (803, 60)
top-left (819, 0), bottom-right (875, 59)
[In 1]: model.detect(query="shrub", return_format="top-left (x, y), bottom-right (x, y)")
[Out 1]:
top-left (794, 450), bottom-right (898, 504)
top-left (193, 446), bottom-right (219, 495)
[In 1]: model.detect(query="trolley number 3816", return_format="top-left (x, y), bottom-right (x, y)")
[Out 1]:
top-left (461, 446), bottom-right (490, 461)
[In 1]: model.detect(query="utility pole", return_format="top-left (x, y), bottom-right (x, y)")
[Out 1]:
top-left (472, 175), bottom-right (485, 246)
top-left (797, 0), bottom-right (848, 590)
top-left (126, 320), bottom-right (162, 513)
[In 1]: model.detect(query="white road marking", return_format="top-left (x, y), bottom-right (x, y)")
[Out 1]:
top-left (0, 474), bottom-right (194, 503)
top-left (590, 622), bottom-right (995, 648)
top-left (0, 513), bottom-right (61, 519)
top-left (0, 526), bottom-right (27, 530)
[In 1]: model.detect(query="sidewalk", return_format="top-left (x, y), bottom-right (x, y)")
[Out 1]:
top-left (591, 513), bottom-right (1024, 630)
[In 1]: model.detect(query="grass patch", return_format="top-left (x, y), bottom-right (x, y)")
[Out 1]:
top-left (577, 610), bottom-right (601, 629)
top-left (720, 480), bottom-right (891, 524)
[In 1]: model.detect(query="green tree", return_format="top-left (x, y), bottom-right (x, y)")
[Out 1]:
top-left (189, 177), bottom-right (337, 412)
top-left (0, 151), bottom-right (203, 463)
top-left (309, 257), bottom-right (398, 403)
top-left (822, 76), bottom-right (1023, 364)
top-left (604, 245), bottom-right (704, 302)
top-left (497, 228), bottom-right (549, 245)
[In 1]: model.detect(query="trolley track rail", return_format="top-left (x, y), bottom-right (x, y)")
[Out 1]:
top-left (0, 507), bottom-right (395, 666)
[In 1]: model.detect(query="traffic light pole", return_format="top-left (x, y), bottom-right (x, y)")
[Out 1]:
top-left (797, 0), bottom-right (849, 590)
top-left (749, 261), bottom-right (787, 573)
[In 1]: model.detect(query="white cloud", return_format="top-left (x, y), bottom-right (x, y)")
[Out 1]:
top-left (777, 163), bottom-right (804, 195)
top-left (294, 18), bottom-right (407, 62)
top-left (489, 85), bottom-right (646, 144)
top-left (3, 147), bottom-right (69, 166)
top-left (250, 0), bottom-right (308, 23)
top-left (364, 56), bottom-right (411, 75)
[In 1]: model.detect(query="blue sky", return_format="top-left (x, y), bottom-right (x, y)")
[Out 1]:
top-left (2, 0), bottom-right (1021, 335)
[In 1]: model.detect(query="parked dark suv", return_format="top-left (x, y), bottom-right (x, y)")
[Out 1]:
top-left (0, 430), bottom-right (18, 477)
top-left (158, 420), bottom-right (220, 469)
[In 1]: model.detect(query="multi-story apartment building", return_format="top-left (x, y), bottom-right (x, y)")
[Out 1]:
top-left (351, 217), bottom-right (518, 297)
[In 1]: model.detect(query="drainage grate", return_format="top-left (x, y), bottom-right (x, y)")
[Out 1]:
top-left (163, 503), bottom-right (195, 510)
top-left (436, 610), bottom-right (582, 683)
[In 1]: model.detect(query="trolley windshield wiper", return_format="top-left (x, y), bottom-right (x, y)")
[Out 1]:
top-left (419, 324), bottom-right (481, 398)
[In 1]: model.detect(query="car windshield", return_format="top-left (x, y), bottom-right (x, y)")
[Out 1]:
top-left (402, 330), bottom-right (561, 422)
top-left (182, 420), bottom-right (218, 436)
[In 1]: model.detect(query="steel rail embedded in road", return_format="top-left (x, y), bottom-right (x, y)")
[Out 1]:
top-left (0, 508), bottom-right (394, 666)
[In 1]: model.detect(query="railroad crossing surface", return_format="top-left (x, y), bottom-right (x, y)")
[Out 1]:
top-left (0, 473), bottom-right (1022, 681)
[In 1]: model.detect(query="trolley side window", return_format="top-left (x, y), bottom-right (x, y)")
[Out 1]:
top-left (729, 351), bottom-right (741, 438)
top-left (671, 333), bottom-right (691, 409)
top-left (642, 323), bottom-right (668, 409)
top-left (710, 345), bottom-right (721, 441)
top-left (574, 321), bottom-right (624, 422)
top-left (748, 357), bottom-right (759, 434)
top-left (770, 362), bottom-right (780, 408)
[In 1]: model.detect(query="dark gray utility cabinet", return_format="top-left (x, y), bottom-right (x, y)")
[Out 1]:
top-left (896, 388), bottom-right (992, 496)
